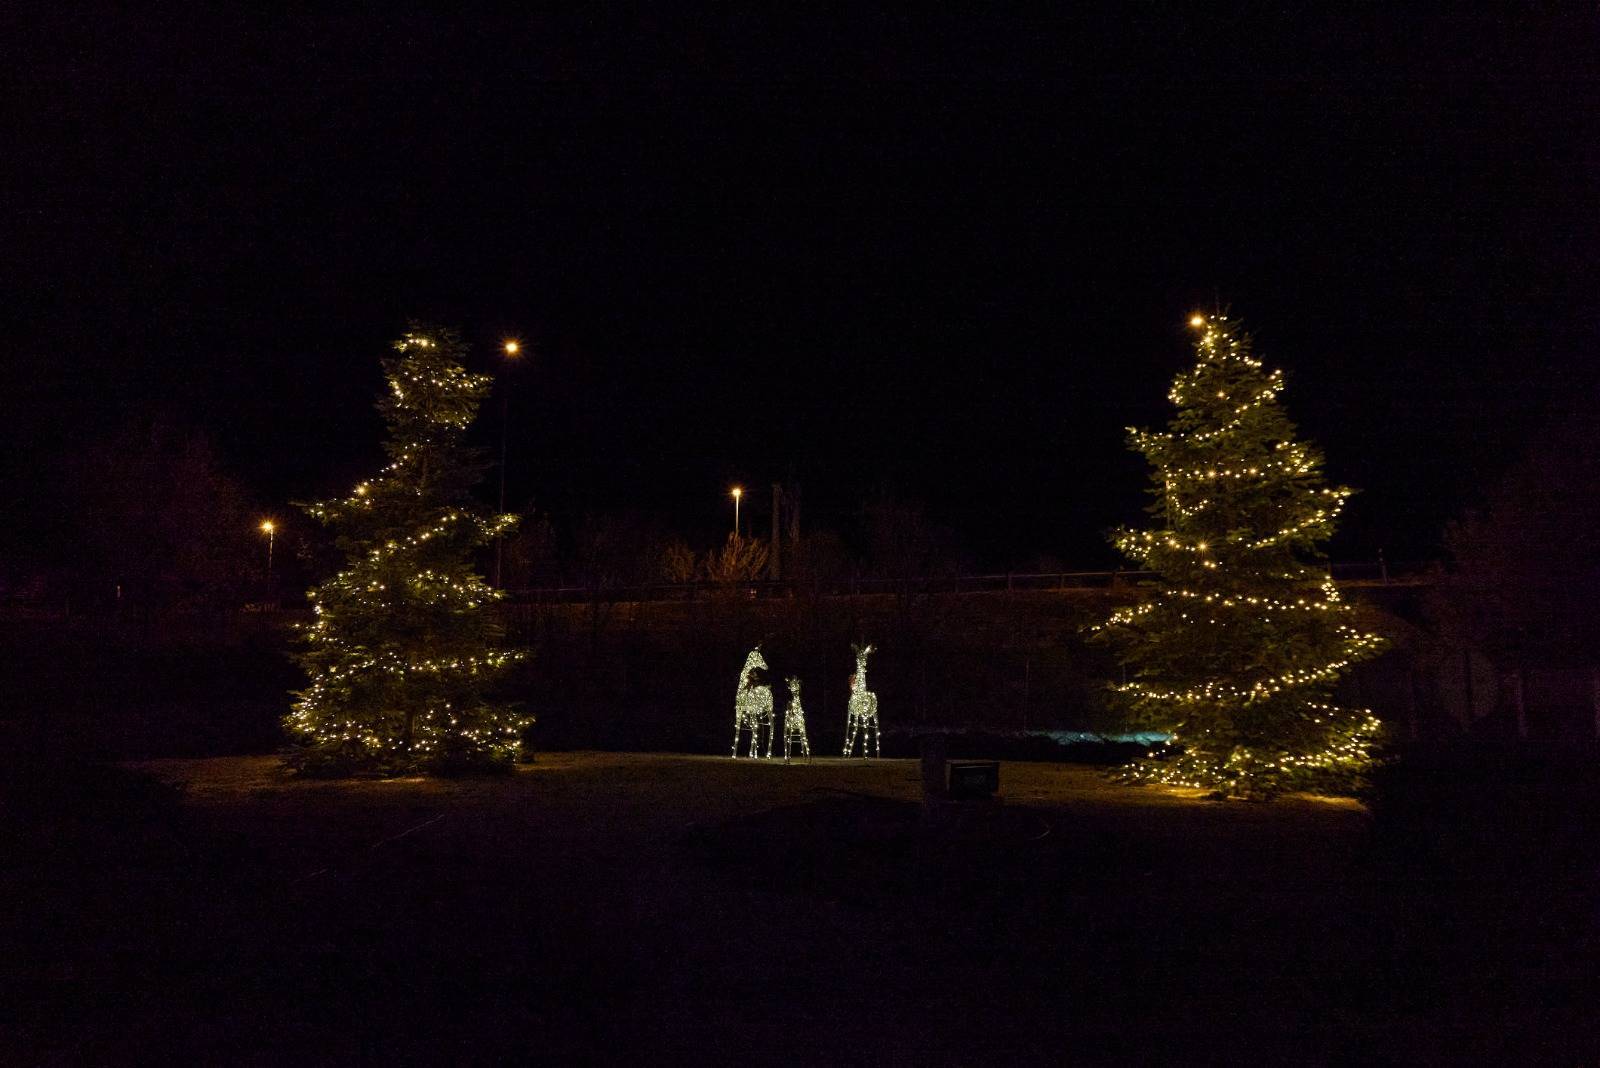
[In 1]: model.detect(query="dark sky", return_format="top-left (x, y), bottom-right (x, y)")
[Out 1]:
top-left (8, 11), bottom-right (1598, 568)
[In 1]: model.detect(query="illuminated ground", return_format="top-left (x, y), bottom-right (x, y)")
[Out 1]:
top-left (8, 752), bottom-right (1595, 1063)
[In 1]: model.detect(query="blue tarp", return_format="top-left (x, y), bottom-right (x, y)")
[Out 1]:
top-left (1039, 730), bottom-right (1172, 746)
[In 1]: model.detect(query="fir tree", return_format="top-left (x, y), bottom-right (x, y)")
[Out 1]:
top-left (1096, 312), bottom-right (1386, 799)
top-left (288, 324), bottom-right (526, 775)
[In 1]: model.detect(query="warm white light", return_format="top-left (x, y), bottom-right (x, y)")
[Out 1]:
top-left (782, 676), bottom-right (811, 761)
top-left (1099, 311), bottom-right (1387, 798)
top-left (503, 340), bottom-right (520, 357)
top-left (289, 328), bottom-right (529, 772)
top-left (260, 520), bottom-right (275, 533)
top-left (731, 486), bottom-right (742, 500)
top-left (732, 646), bottom-right (774, 758)
top-left (844, 643), bottom-right (880, 758)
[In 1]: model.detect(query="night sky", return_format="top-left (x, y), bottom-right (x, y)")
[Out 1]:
top-left (9, 11), bottom-right (1597, 569)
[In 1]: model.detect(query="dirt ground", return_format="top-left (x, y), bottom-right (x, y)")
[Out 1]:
top-left (7, 753), bottom-right (1597, 1064)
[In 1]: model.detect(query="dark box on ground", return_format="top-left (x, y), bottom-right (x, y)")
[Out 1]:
top-left (947, 760), bottom-right (1000, 799)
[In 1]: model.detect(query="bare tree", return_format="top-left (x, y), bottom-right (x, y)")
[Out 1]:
top-left (864, 494), bottom-right (957, 614)
top-left (1431, 384), bottom-right (1600, 669)
top-left (702, 533), bottom-right (770, 586)
top-left (63, 417), bottom-right (260, 614)
top-left (657, 538), bottom-right (697, 584)
top-left (501, 510), bottom-right (558, 589)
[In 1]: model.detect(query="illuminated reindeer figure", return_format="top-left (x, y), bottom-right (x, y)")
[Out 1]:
top-left (732, 645), bottom-right (775, 758)
top-left (781, 675), bottom-right (811, 761)
top-left (843, 642), bottom-right (880, 758)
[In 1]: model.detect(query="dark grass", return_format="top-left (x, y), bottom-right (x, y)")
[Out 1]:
top-left (3, 752), bottom-right (1596, 1065)
top-left (3, 614), bottom-right (1597, 1062)
top-left (0, 619), bottom-right (297, 760)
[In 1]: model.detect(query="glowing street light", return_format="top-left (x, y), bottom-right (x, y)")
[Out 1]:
top-left (731, 486), bottom-right (743, 536)
top-left (496, 339), bottom-right (523, 587)
top-left (260, 520), bottom-right (275, 582)
top-left (1189, 313), bottom-right (1206, 328)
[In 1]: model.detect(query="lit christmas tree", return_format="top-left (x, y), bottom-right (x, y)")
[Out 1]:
top-left (1096, 312), bottom-right (1386, 799)
top-left (287, 325), bottom-right (526, 775)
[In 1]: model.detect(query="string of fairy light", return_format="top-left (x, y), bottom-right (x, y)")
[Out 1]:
top-left (386, 333), bottom-right (492, 428)
top-left (1113, 497), bottom-right (1349, 559)
top-left (844, 643), bottom-right (880, 758)
top-left (782, 675), bottom-right (811, 760)
top-left (729, 653), bottom-right (857, 761)
top-left (1115, 626), bottom-right (1384, 704)
top-left (289, 327), bottom-right (528, 766)
top-left (1102, 312), bottom-right (1387, 794)
top-left (1124, 713), bottom-right (1382, 791)
top-left (295, 649), bottom-right (518, 680)
top-left (732, 646), bottom-right (775, 758)
top-left (1098, 578), bottom-right (1355, 628)
top-left (285, 704), bottom-right (527, 755)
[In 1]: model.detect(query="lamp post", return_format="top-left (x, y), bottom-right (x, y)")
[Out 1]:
top-left (260, 520), bottom-right (275, 599)
top-left (731, 486), bottom-right (742, 537)
top-left (496, 339), bottom-right (521, 586)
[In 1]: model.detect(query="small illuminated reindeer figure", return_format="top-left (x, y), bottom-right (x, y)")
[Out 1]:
top-left (732, 645), bottom-right (775, 758)
top-left (781, 675), bottom-right (811, 761)
top-left (843, 642), bottom-right (880, 758)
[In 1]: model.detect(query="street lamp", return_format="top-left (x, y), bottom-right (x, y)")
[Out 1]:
top-left (260, 519), bottom-right (275, 586)
top-left (731, 486), bottom-right (742, 537)
top-left (496, 339), bottom-right (522, 587)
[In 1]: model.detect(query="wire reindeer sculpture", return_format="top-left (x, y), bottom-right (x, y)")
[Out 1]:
top-left (781, 675), bottom-right (811, 761)
top-left (843, 642), bottom-right (880, 758)
top-left (732, 645), bottom-right (775, 758)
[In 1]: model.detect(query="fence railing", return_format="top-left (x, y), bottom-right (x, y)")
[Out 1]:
top-left (2, 560), bottom-right (1429, 623)
top-left (499, 560), bottom-right (1433, 605)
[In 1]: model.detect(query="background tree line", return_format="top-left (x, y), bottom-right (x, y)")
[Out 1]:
top-left (10, 377), bottom-right (1598, 742)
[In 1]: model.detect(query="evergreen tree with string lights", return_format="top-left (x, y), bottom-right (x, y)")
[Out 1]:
top-left (287, 324), bottom-right (526, 775)
top-left (1095, 312), bottom-right (1386, 799)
